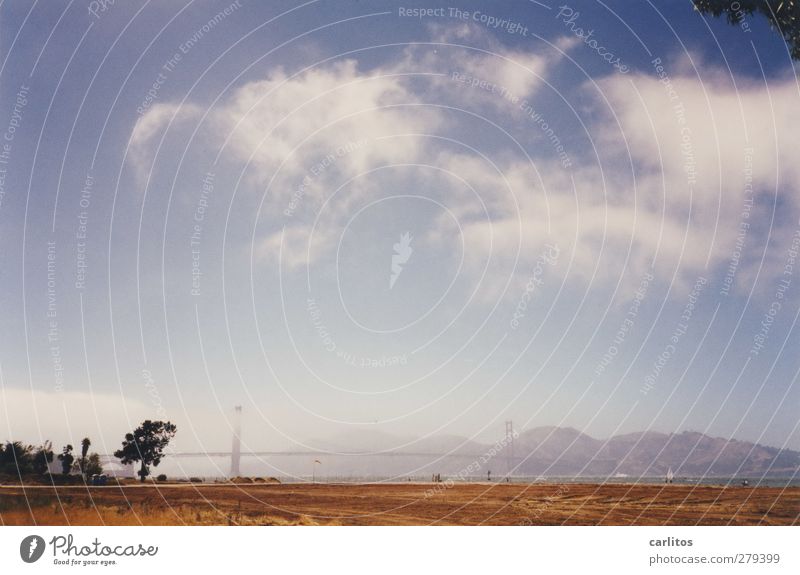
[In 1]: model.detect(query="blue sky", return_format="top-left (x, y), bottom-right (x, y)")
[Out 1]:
top-left (1, 0), bottom-right (799, 457)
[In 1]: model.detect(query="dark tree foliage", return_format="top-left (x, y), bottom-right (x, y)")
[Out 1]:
top-left (0, 441), bottom-right (34, 475)
top-left (1, 439), bottom-right (102, 478)
top-left (78, 437), bottom-right (91, 476)
top-left (85, 452), bottom-right (104, 476)
top-left (32, 441), bottom-right (54, 475)
top-left (114, 420), bottom-right (177, 482)
top-left (694, 0), bottom-right (800, 59)
top-left (57, 444), bottom-right (74, 475)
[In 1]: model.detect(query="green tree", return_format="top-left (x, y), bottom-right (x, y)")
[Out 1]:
top-left (57, 444), bottom-right (74, 475)
top-left (693, 0), bottom-right (800, 59)
top-left (32, 441), bottom-right (54, 475)
top-left (114, 420), bottom-right (177, 482)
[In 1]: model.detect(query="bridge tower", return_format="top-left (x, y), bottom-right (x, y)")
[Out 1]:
top-left (230, 405), bottom-right (242, 477)
top-left (505, 420), bottom-right (514, 476)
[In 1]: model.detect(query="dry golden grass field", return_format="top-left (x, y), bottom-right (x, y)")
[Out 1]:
top-left (1, 482), bottom-right (798, 526)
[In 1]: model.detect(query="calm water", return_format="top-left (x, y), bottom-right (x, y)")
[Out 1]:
top-left (219, 475), bottom-right (800, 487)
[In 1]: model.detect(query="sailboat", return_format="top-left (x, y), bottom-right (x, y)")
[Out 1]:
top-left (666, 467), bottom-right (674, 484)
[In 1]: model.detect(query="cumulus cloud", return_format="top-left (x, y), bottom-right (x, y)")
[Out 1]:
top-left (228, 33), bottom-right (573, 271)
top-left (426, 63), bottom-right (800, 295)
top-left (410, 22), bottom-right (572, 108)
top-left (216, 60), bottom-right (438, 186)
top-left (128, 102), bottom-right (200, 184)
top-left (593, 66), bottom-right (800, 288)
top-left (124, 30), bottom-right (800, 299)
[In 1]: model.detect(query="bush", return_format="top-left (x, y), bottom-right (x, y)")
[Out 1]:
top-left (156, 474), bottom-right (167, 482)
top-left (189, 477), bottom-right (202, 483)
top-left (85, 453), bottom-right (103, 476)
top-left (0, 442), bottom-right (34, 475)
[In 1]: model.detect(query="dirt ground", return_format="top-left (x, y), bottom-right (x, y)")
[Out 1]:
top-left (1, 482), bottom-right (797, 526)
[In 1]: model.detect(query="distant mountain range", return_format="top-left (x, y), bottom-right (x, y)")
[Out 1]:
top-left (508, 427), bottom-right (798, 477)
top-left (302, 427), bottom-right (800, 478)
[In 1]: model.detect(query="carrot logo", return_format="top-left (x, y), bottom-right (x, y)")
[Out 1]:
top-left (390, 232), bottom-right (413, 289)
top-left (20, 535), bottom-right (46, 563)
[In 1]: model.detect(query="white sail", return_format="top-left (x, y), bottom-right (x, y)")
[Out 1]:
top-left (666, 467), bottom-right (674, 482)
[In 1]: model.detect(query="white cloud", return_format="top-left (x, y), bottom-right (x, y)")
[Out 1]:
top-left (592, 68), bottom-right (800, 288)
top-left (128, 102), bottom-right (200, 184)
top-left (125, 33), bottom-right (800, 299)
top-left (216, 59), bottom-right (438, 197)
top-left (229, 35), bottom-right (573, 271)
top-left (425, 65), bottom-right (800, 295)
